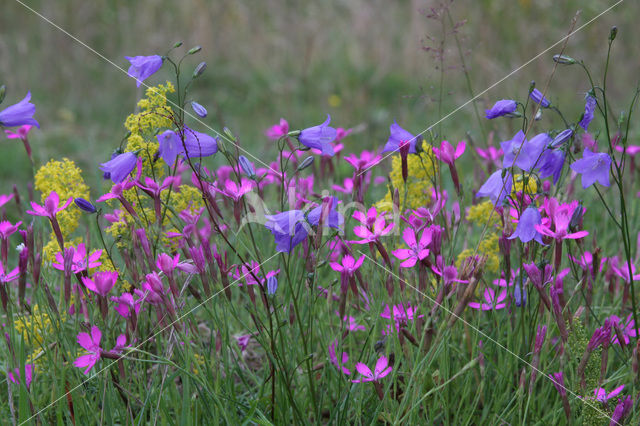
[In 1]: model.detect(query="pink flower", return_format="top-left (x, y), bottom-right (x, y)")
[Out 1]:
top-left (344, 150), bottom-right (382, 173)
top-left (331, 177), bottom-right (354, 194)
top-left (593, 385), bottom-right (624, 402)
top-left (4, 124), bottom-right (33, 140)
top-left (433, 140), bottom-right (465, 165)
top-left (211, 178), bottom-right (254, 202)
top-left (265, 118), bottom-right (289, 140)
top-left (0, 220), bottom-right (22, 240)
top-left (328, 340), bottom-right (351, 375)
top-left (111, 292), bottom-right (143, 318)
top-left (81, 271), bottom-right (118, 296)
top-left (0, 194), bottom-right (14, 208)
top-left (7, 363), bottom-right (33, 389)
top-left (26, 191), bottom-right (72, 220)
top-left (535, 198), bottom-right (588, 241)
top-left (351, 355), bottom-right (392, 383)
top-left (52, 243), bottom-right (102, 274)
top-left (475, 146), bottom-right (503, 167)
top-left (0, 261), bottom-right (20, 283)
top-left (609, 256), bottom-right (640, 283)
top-left (336, 312), bottom-right (366, 332)
top-left (392, 228), bottom-right (431, 268)
top-left (330, 254), bottom-right (365, 277)
top-left (136, 175), bottom-right (178, 198)
top-left (235, 334), bottom-right (251, 352)
top-left (350, 207), bottom-right (394, 244)
top-left (468, 288), bottom-right (507, 310)
top-left (74, 326), bottom-right (103, 374)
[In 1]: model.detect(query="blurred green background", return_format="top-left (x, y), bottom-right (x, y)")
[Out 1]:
top-left (1, 0), bottom-right (638, 196)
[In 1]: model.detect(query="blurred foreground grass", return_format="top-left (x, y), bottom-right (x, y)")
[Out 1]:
top-left (0, 0), bottom-right (638, 195)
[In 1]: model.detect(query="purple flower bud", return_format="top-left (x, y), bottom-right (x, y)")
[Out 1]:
top-left (297, 156), bottom-right (315, 171)
top-left (0, 92), bottom-right (40, 128)
top-left (551, 129), bottom-right (573, 148)
top-left (124, 55), bottom-right (163, 87)
top-left (298, 115), bottom-right (337, 156)
top-left (193, 62), bottom-right (207, 78)
top-left (238, 155), bottom-right (255, 178)
top-left (534, 325), bottom-right (547, 353)
top-left (190, 101), bottom-right (207, 118)
top-left (587, 323), bottom-right (611, 352)
top-left (578, 95), bottom-right (596, 131)
top-left (529, 88), bottom-right (550, 108)
top-left (549, 372), bottom-right (566, 397)
top-left (610, 396), bottom-right (633, 426)
top-left (485, 99), bottom-right (517, 119)
top-left (267, 274), bottom-right (278, 295)
top-left (100, 152), bottom-right (137, 183)
top-left (74, 197), bottom-right (97, 214)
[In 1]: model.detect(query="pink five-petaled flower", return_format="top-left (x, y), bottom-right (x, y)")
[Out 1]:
top-left (0, 220), bottom-right (22, 240)
top-left (328, 339), bottom-right (351, 375)
top-left (0, 261), bottom-right (19, 283)
top-left (335, 312), bottom-right (366, 332)
top-left (344, 151), bottom-right (382, 173)
top-left (265, 118), bottom-right (289, 140)
top-left (111, 292), bottom-right (143, 318)
top-left (0, 194), bottom-right (14, 208)
top-left (26, 191), bottom-right (72, 220)
top-left (136, 176), bottom-right (178, 198)
top-left (351, 207), bottom-right (394, 244)
top-left (81, 271), bottom-right (118, 297)
top-left (433, 140), bottom-right (465, 165)
top-left (351, 355), bottom-right (392, 383)
top-left (468, 287), bottom-right (507, 310)
top-left (4, 124), bottom-right (33, 140)
top-left (535, 199), bottom-right (588, 242)
top-left (392, 228), bottom-right (431, 268)
top-left (212, 178), bottom-right (255, 202)
top-left (73, 326), bottom-right (103, 374)
top-left (52, 243), bottom-right (102, 274)
top-left (593, 385), bottom-right (624, 402)
top-left (330, 254), bottom-right (365, 277)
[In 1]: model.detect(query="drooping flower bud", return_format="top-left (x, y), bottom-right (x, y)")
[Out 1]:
top-left (74, 197), bottom-right (97, 214)
top-left (190, 101), bottom-right (207, 118)
top-left (296, 156), bottom-right (315, 171)
top-left (193, 62), bottom-right (207, 78)
top-left (552, 54), bottom-right (576, 65)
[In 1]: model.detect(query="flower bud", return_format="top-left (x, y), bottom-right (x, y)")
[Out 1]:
top-left (609, 26), bottom-right (618, 41)
top-left (172, 41), bottom-right (183, 48)
top-left (193, 62), bottom-right (207, 78)
top-left (296, 156), bottom-right (314, 171)
top-left (550, 129), bottom-right (573, 148)
top-left (223, 126), bottom-right (235, 141)
top-left (0, 85), bottom-right (5, 104)
top-left (190, 101), bottom-right (207, 118)
top-left (552, 54), bottom-right (576, 65)
top-left (74, 197), bottom-right (97, 214)
top-left (188, 45), bottom-right (202, 55)
top-left (238, 155), bottom-right (256, 178)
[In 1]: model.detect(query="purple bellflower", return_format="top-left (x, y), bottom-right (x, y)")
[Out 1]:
top-left (0, 92), bottom-right (40, 128)
top-left (485, 99), bottom-right (517, 119)
top-left (298, 115), bottom-right (337, 156)
top-left (476, 169), bottom-right (512, 206)
top-left (100, 152), bottom-right (138, 183)
top-left (570, 148), bottom-right (612, 188)
top-left (538, 149), bottom-right (566, 184)
top-left (501, 131), bottom-right (548, 171)
top-left (125, 55), bottom-right (163, 87)
top-left (183, 127), bottom-right (218, 158)
top-left (382, 121), bottom-right (416, 154)
top-left (509, 205), bottom-right (544, 244)
top-left (265, 210), bottom-right (309, 253)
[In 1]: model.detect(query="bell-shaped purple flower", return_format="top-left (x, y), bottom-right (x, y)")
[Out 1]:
top-left (529, 88), bottom-right (550, 107)
top-left (501, 131), bottom-right (548, 171)
top-left (298, 115), bottom-right (337, 156)
top-left (570, 148), bottom-right (612, 188)
top-left (307, 196), bottom-right (343, 229)
top-left (485, 99), bottom-right (517, 119)
top-left (0, 92), bottom-right (40, 128)
top-left (538, 149), bottom-right (565, 184)
top-left (382, 121), bottom-right (416, 154)
top-left (157, 130), bottom-right (181, 166)
top-left (100, 152), bottom-right (138, 183)
top-left (125, 55), bottom-right (163, 87)
top-left (509, 205), bottom-right (544, 244)
top-left (183, 127), bottom-right (218, 158)
top-left (265, 210), bottom-right (309, 253)
top-left (578, 95), bottom-right (596, 131)
top-left (476, 169), bottom-right (512, 206)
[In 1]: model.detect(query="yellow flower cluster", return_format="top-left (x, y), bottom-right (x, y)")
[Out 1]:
top-left (467, 200), bottom-right (501, 230)
top-left (34, 158), bottom-right (90, 261)
top-left (511, 173), bottom-right (538, 196)
top-left (376, 141), bottom-right (438, 212)
top-left (124, 82), bottom-right (175, 136)
top-left (14, 304), bottom-right (56, 346)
